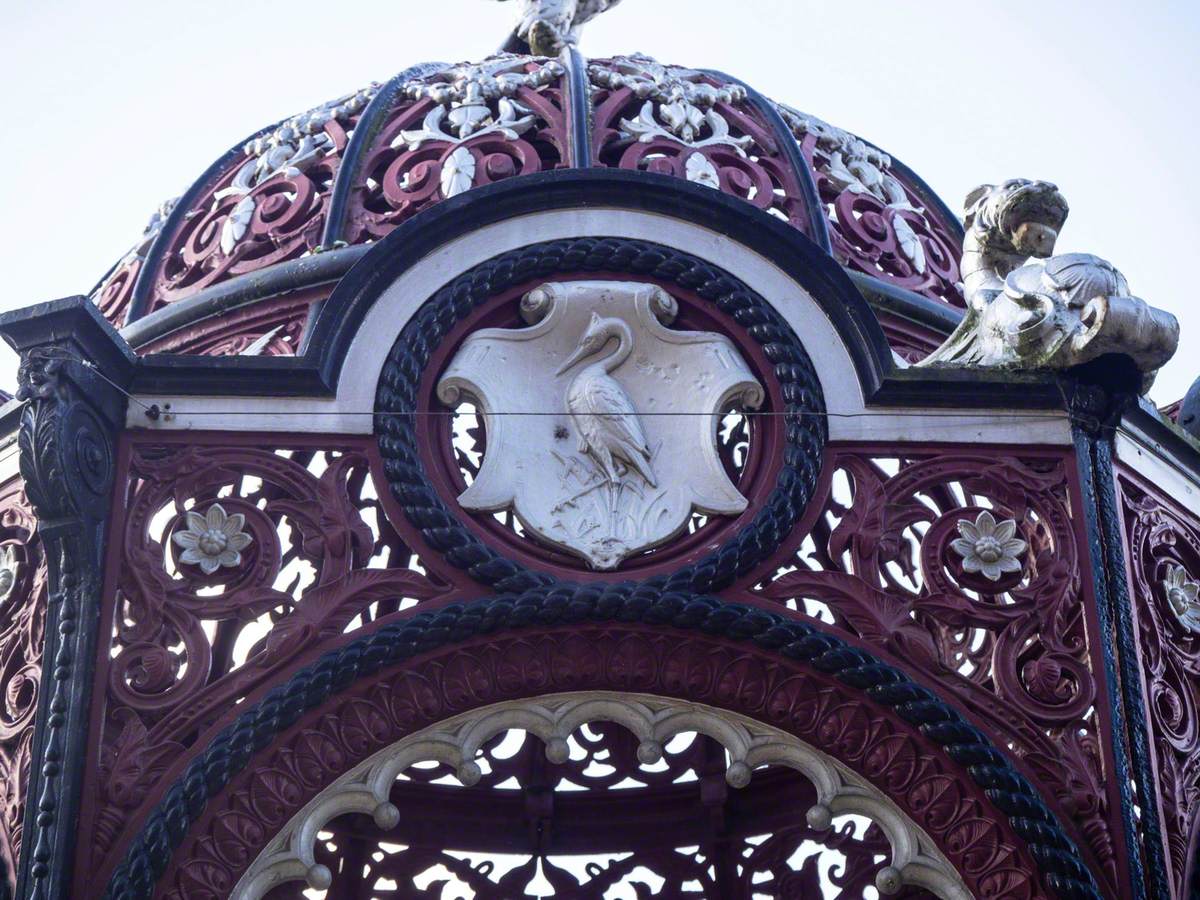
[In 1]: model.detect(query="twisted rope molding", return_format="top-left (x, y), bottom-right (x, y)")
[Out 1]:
top-left (104, 588), bottom-right (1101, 900)
top-left (232, 691), bottom-right (971, 899)
top-left (375, 236), bottom-right (827, 594)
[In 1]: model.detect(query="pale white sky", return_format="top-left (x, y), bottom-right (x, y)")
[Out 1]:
top-left (2, 0), bottom-right (1197, 401)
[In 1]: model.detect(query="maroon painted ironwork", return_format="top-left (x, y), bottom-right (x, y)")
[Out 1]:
top-left (1161, 399), bottom-right (1183, 424)
top-left (874, 310), bottom-right (948, 363)
top-left (0, 478), bottom-right (46, 895)
top-left (261, 739), bottom-right (937, 899)
top-left (340, 60), bottom-right (570, 245)
top-left (135, 91), bottom-right (374, 313)
top-left (75, 430), bottom-right (1117, 897)
top-left (754, 446), bottom-right (1128, 894)
top-left (136, 288), bottom-right (324, 357)
top-left (588, 60), bottom-right (821, 241)
top-left (74, 435), bottom-right (455, 889)
top-left (153, 625), bottom-right (1043, 900)
top-left (788, 132), bottom-right (964, 308)
top-left (91, 255), bottom-right (141, 328)
top-left (1115, 468), bottom-right (1200, 899)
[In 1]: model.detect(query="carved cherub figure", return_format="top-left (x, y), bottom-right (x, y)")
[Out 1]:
top-left (494, 0), bottom-right (624, 55)
top-left (920, 179), bottom-right (1178, 390)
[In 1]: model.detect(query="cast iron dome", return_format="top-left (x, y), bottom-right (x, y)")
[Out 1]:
top-left (92, 41), bottom-right (967, 364)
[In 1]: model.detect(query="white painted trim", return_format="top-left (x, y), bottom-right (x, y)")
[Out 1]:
top-left (1116, 427), bottom-right (1200, 517)
top-left (127, 207), bottom-right (1072, 444)
top-left (0, 436), bottom-right (20, 486)
top-left (231, 691), bottom-right (972, 900)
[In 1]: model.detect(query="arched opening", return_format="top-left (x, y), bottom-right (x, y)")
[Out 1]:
top-left (237, 694), bottom-right (968, 899)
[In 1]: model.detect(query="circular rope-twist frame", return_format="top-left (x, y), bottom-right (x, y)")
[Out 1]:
top-left (103, 588), bottom-right (1101, 900)
top-left (375, 236), bottom-right (826, 592)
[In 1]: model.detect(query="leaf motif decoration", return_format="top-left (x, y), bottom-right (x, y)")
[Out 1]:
top-left (893, 214), bottom-right (927, 274)
top-left (685, 152), bottom-right (720, 189)
top-left (441, 146), bottom-right (476, 199)
top-left (220, 195), bottom-right (256, 255)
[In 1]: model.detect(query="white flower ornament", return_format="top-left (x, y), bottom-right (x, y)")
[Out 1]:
top-left (172, 503), bottom-right (253, 575)
top-left (1163, 565), bottom-right (1200, 634)
top-left (950, 510), bottom-right (1027, 582)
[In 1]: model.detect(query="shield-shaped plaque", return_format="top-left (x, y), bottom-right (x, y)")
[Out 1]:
top-left (437, 281), bottom-right (765, 569)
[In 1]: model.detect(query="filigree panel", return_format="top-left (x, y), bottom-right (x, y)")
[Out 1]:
top-left (875, 311), bottom-right (949, 364)
top-left (136, 290), bottom-right (319, 357)
top-left (775, 104), bottom-right (964, 308)
top-left (77, 437), bottom-right (451, 880)
top-left (1116, 469), bottom-right (1200, 897)
top-left (756, 447), bottom-right (1121, 894)
top-left (341, 55), bottom-right (569, 244)
top-left (0, 478), bottom-right (46, 894)
top-left (144, 88), bottom-right (375, 310)
top-left (589, 56), bottom-right (819, 236)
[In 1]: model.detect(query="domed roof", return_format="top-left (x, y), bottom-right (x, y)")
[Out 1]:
top-left (93, 52), bottom-right (965, 359)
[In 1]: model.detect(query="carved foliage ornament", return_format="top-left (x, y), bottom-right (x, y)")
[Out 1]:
top-left (344, 56), bottom-right (568, 242)
top-left (170, 503), bottom-right (253, 575)
top-left (217, 86), bottom-right (377, 254)
top-left (950, 510), bottom-right (1027, 582)
top-left (920, 179), bottom-right (1179, 388)
top-left (773, 102), bottom-right (962, 304)
top-left (1164, 565), bottom-right (1200, 634)
top-left (438, 281), bottom-right (763, 569)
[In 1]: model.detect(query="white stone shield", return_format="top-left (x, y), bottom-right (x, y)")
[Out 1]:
top-left (437, 281), bottom-right (764, 569)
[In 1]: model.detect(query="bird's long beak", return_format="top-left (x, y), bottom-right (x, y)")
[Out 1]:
top-left (555, 344), bottom-right (591, 376)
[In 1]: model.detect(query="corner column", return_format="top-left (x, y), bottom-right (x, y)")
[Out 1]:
top-left (0, 299), bottom-right (133, 900)
top-left (1069, 379), bottom-right (1169, 899)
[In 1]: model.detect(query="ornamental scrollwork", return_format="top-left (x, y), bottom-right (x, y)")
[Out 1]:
top-left (89, 197), bottom-right (176, 327)
top-left (343, 55), bottom-right (569, 241)
top-left (0, 482), bottom-right (45, 898)
top-left (590, 56), bottom-right (819, 231)
top-left (775, 102), bottom-right (964, 306)
top-left (150, 87), bottom-right (374, 304)
top-left (79, 439), bottom-right (449, 877)
top-left (6, 334), bottom-right (124, 900)
top-left (142, 629), bottom-right (1041, 900)
top-left (756, 448), bottom-right (1122, 894)
top-left (1117, 471), bottom-right (1200, 895)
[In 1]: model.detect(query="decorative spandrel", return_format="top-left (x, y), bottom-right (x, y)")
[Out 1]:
top-left (437, 281), bottom-right (764, 569)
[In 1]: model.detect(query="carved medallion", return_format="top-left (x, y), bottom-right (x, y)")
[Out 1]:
top-left (437, 281), bottom-right (764, 569)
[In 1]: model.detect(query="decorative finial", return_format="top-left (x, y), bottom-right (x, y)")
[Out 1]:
top-left (494, 0), bottom-right (624, 56)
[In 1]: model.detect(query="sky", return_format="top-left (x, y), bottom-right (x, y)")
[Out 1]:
top-left (1, 0), bottom-right (1198, 402)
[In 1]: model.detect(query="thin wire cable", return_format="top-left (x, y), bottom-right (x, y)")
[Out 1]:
top-left (30, 348), bottom-right (1080, 425)
top-left (144, 408), bottom-right (1072, 421)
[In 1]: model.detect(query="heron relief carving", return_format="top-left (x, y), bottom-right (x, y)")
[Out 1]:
top-left (436, 281), bottom-right (765, 569)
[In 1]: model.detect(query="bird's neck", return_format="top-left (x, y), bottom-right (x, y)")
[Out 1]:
top-left (601, 321), bottom-right (633, 372)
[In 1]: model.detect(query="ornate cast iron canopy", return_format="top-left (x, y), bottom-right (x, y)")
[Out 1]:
top-left (0, 3), bottom-right (1193, 900)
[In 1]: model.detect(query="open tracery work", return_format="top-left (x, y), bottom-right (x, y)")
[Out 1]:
top-left (237, 693), bottom-right (967, 899)
top-left (78, 436), bottom-right (451, 875)
top-left (755, 446), bottom-right (1123, 894)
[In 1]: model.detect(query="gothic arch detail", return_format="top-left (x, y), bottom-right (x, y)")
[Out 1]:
top-left (234, 691), bottom-right (971, 899)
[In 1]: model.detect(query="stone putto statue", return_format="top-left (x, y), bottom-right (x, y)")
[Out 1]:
top-left (494, 0), bottom-right (624, 55)
top-left (920, 179), bottom-right (1178, 390)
